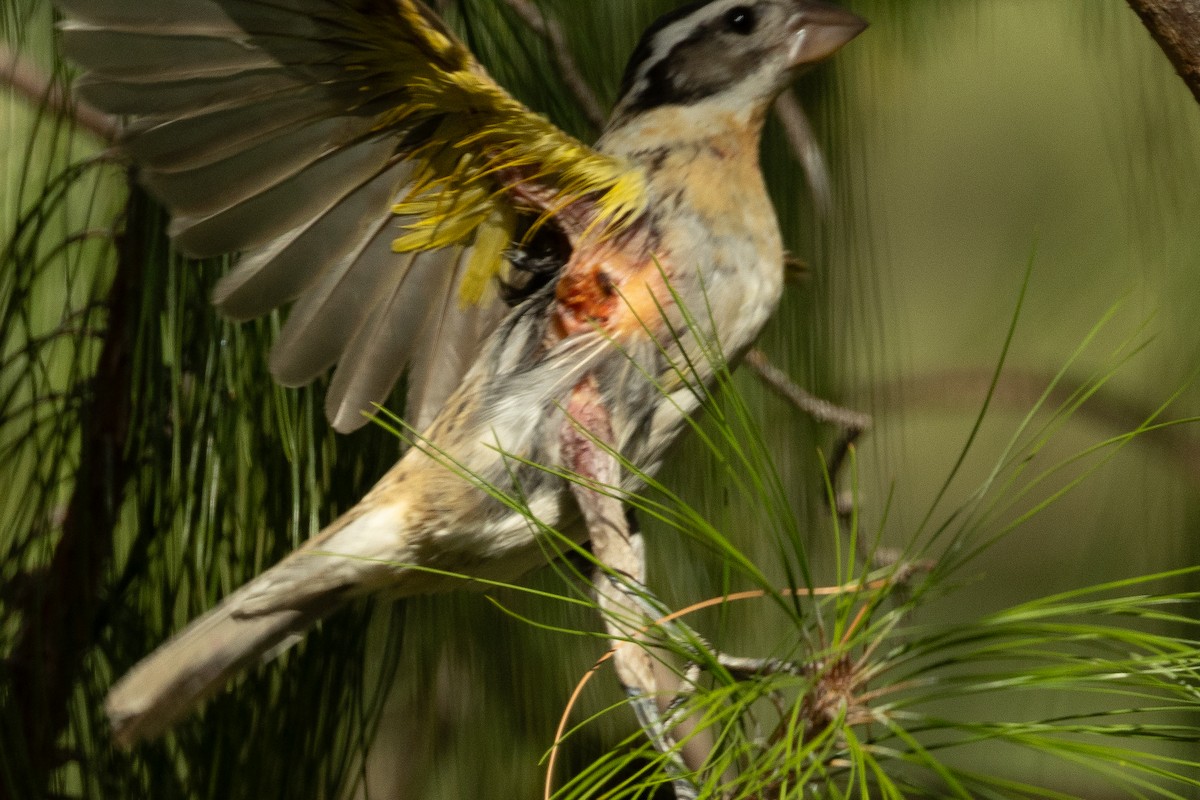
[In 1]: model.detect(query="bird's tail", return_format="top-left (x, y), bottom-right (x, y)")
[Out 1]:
top-left (104, 572), bottom-right (346, 746)
top-left (104, 505), bottom-right (397, 746)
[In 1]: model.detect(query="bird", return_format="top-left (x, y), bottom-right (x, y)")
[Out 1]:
top-left (58, 0), bottom-right (865, 746)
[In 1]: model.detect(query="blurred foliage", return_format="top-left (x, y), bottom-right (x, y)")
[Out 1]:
top-left (1, 0), bottom-right (1198, 798)
top-left (2, 2), bottom-right (404, 798)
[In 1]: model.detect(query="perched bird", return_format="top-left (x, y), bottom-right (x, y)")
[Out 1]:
top-left (60, 0), bottom-right (864, 745)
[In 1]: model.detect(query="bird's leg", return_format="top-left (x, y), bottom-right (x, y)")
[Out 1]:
top-left (561, 376), bottom-right (709, 798)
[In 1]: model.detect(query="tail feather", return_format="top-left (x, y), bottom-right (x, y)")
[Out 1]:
top-left (105, 564), bottom-right (350, 746)
top-left (106, 502), bottom-right (408, 745)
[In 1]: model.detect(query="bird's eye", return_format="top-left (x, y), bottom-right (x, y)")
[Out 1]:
top-left (723, 6), bottom-right (757, 34)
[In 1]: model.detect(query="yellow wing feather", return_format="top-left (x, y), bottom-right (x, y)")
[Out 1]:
top-left (358, 0), bottom-right (647, 255)
top-left (58, 0), bottom-right (645, 431)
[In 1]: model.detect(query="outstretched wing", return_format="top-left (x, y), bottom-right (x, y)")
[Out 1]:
top-left (58, 0), bottom-right (646, 431)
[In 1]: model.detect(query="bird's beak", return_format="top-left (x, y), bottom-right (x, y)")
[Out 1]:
top-left (787, 1), bottom-right (868, 67)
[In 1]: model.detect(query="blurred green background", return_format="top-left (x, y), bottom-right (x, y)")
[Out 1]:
top-left (2, 0), bottom-right (1198, 797)
top-left (842, 0), bottom-right (1199, 610)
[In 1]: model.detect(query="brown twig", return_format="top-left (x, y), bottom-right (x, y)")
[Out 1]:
top-left (0, 43), bottom-right (118, 140)
top-left (744, 348), bottom-right (872, 517)
top-left (1127, 0), bottom-right (1200, 106)
top-left (745, 349), bottom-right (871, 432)
top-left (500, 0), bottom-right (607, 129)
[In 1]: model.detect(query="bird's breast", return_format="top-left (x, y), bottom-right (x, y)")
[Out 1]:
top-left (549, 232), bottom-right (672, 341)
top-left (644, 139), bottom-right (785, 356)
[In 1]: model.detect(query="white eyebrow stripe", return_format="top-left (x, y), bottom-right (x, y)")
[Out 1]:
top-left (625, 0), bottom-right (746, 97)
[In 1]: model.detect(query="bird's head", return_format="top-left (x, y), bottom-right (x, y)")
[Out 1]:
top-left (605, 0), bottom-right (865, 136)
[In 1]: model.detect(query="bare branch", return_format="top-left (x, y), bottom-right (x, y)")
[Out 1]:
top-left (1128, 0), bottom-right (1200, 106)
top-left (745, 349), bottom-right (871, 432)
top-left (500, 0), bottom-right (607, 129)
top-left (743, 349), bottom-right (872, 520)
top-left (0, 42), bottom-right (118, 140)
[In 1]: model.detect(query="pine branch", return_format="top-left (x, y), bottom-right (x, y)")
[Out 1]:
top-left (1127, 0), bottom-right (1200, 105)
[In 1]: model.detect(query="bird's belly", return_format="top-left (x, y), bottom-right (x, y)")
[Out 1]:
top-left (379, 227), bottom-right (783, 589)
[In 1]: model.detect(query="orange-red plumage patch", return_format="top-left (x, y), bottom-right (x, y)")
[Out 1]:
top-left (551, 237), bottom-right (671, 341)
